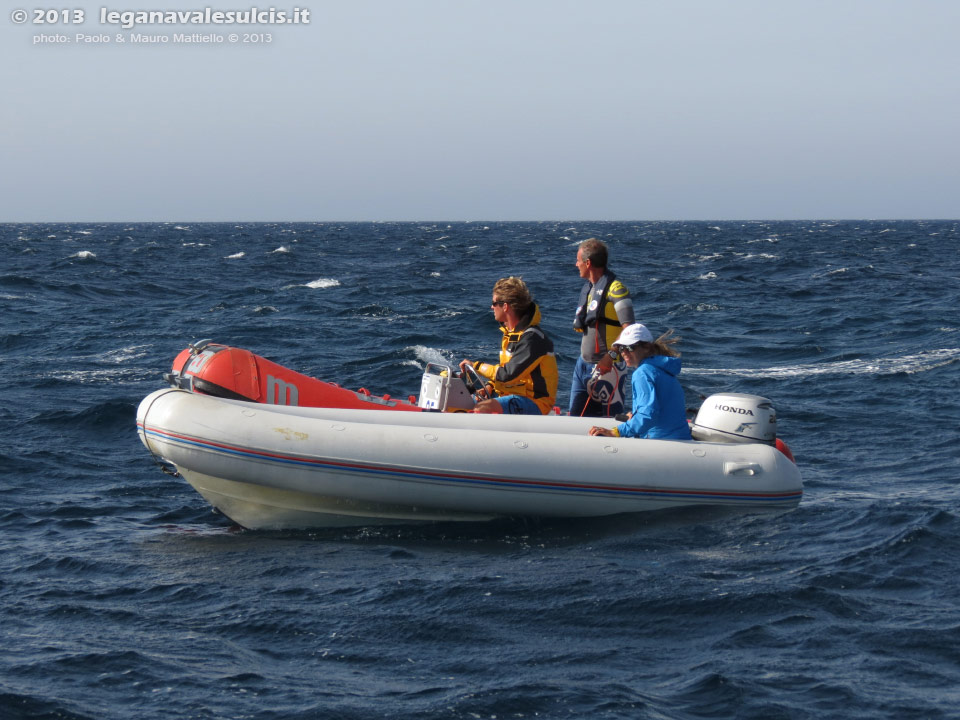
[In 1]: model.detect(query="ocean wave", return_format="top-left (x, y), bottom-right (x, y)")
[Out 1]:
top-left (25, 400), bottom-right (135, 432)
top-left (19, 345), bottom-right (155, 374)
top-left (687, 348), bottom-right (960, 379)
top-left (100, 345), bottom-right (151, 364)
top-left (734, 252), bottom-right (779, 260)
top-left (282, 278), bottom-right (340, 290)
top-left (37, 367), bottom-right (157, 385)
top-left (403, 345), bottom-right (458, 370)
top-left (306, 278), bottom-right (340, 289)
top-left (0, 692), bottom-right (90, 720)
top-left (0, 274), bottom-right (43, 290)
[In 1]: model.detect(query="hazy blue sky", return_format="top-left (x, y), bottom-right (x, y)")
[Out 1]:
top-left (2, 0), bottom-right (958, 221)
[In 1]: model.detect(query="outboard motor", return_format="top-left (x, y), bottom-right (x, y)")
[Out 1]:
top-left (691, 393), bottom-right (777, 445)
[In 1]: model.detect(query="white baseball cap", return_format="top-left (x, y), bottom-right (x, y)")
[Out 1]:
top-left (613, 323), bottom-right (653, 348)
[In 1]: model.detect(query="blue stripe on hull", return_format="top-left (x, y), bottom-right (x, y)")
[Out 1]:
top-left (140, 424), bottom-right (802, 506)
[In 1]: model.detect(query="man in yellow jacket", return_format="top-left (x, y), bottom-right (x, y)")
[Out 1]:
top-left (459, 277), bottom-right (558, 415)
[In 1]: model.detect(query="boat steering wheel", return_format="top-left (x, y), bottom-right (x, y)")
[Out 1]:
top-left (463, 363), bottom-right (498, 400)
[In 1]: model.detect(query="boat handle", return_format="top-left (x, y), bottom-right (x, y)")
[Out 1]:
top-left (723, 461), bottom-right (761, 476)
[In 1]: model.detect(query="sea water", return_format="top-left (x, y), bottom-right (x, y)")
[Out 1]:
top-left (1, 221), bottom-right (958, 719)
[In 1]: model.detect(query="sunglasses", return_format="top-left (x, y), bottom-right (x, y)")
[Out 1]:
top-left (491, 300), bottom-right (508, 307)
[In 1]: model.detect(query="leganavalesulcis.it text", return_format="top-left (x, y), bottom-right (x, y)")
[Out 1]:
top-left (17, 7), bottom-right (310, 28)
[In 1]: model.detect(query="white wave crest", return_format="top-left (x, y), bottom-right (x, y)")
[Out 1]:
top-left (306, 278), bottom-right (340, 289)
top-left (404, 345), bottom-right (457, 370)
top-left (271, 246), bottom-right (291, 253)
top-left (46, 367), bottom-right (154, 383)
top-left (736, 253), bottom-right (779, 260)
top-left (72, 250), bottom-right (96, 260)
top-left (225, 252), bottom-right (245, 259)
top-left (687, 349), bottom-right (960, 379)
top-left (101, 345), bottom-right (150, 364)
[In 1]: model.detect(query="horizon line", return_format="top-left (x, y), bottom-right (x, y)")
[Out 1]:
top-left (3, 217), bottom-right (958, 224)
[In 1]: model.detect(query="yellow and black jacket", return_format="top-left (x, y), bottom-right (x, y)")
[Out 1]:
top-left (474, 303), bottom-right (558, 415)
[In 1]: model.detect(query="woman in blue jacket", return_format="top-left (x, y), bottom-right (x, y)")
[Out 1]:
top-left (588, 323), bottom-right (691, 440)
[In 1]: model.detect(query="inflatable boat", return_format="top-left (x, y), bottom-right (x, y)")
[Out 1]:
top-left (137, 372), bottom-right (803, 529)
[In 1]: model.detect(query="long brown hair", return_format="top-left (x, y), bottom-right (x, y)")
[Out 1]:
top-left (637, 329), bottom-right (681, 358)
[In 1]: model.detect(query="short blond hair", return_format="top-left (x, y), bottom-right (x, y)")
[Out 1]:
top-left (493, 276), bottom-right (532, 313)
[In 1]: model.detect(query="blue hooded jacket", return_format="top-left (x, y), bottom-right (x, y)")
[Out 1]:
top-left (616, 355), bottom-right (692, 440)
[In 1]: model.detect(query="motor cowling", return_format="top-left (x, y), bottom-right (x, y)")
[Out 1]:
top-left (691, 393), bottom-right (777, 445)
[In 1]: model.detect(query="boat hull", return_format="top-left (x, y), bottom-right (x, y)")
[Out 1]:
top-left (137, 389), bottom-right (803, 530)
top-left (181, 469), bottom-right (498, 528)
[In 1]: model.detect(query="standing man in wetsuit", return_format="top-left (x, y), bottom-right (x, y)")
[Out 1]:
top-left (570, 238), bottom-right (635, 417)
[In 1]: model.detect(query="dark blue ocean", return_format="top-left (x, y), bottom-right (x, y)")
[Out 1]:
top-left (1, 221), bottom-right (958, 720)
